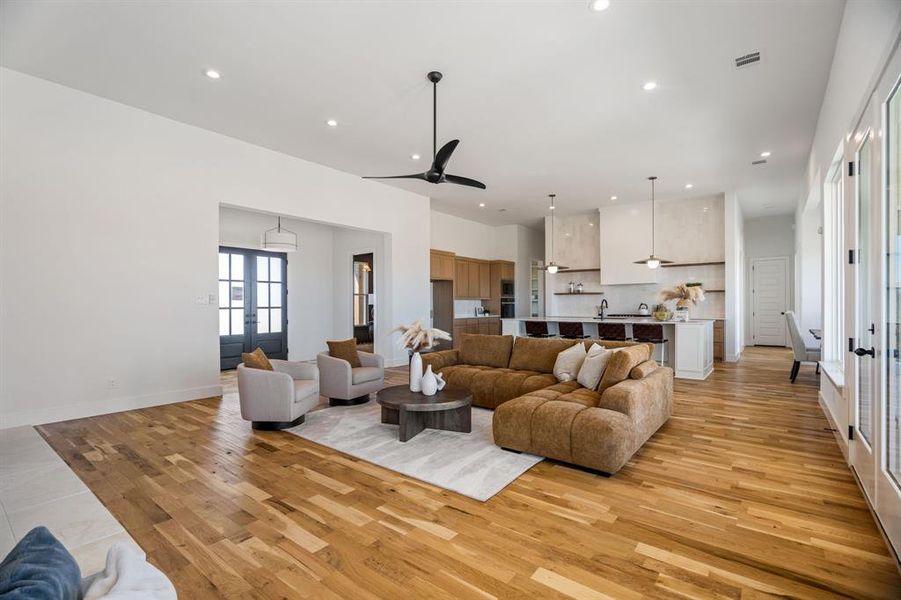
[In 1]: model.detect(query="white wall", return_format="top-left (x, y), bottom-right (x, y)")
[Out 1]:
top-left (332, 227), bottom-right (391, 346)
top-left (219, 207), bottom-right (337, 362)
top-left (795, 192), bottom-right (823, 347)
top-left (430, 210), bottom-right (497, 260)
top-left (725, 193), bottom-right (745, 361)
top-left (744, 214), bottom-right (796, 344)
top-left (0, 68), bottom-right (429, 428)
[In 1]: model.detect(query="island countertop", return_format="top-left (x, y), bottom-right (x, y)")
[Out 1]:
top-left (501, 316), bottom-right (717, 325)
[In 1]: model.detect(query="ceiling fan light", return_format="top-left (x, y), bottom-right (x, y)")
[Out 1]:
top-left (547, 264), bottom-right (559, 274)
top-left (647, 258), bottom-right (661, 269)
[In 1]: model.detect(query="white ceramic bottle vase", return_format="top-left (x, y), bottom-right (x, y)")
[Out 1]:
top-left (409, 351), bottom-right (423, 392)
top-left (421, 365), bottom-right (438, 396)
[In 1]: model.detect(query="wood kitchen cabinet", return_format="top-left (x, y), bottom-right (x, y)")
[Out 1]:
top-left (479, 263), bottom-right (490, 298)
top-left (453, 317), bottom-right (500, 347)
top-left (501, 262), bottom-right (515, 281)
top-left (430, 250), bottom-right (455, 281)
top-left (468, 262), bottom-right (480, 297)
top-left (713, 320), bottom-right (724, 361)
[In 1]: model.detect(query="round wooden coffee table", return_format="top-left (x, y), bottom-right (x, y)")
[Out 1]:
top-left (376, 385), bottom-right (472, 442)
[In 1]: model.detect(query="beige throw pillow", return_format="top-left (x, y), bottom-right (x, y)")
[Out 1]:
top-left (553, 343), bottom-right (587, 382)
top-left (577, 343), bottom-right (613, 390)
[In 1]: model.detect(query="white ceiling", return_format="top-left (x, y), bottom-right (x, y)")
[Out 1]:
top-left (0, 0), bottom-right (844, 226)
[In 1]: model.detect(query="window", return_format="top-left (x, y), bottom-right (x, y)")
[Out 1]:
top-left (886, 80), bottom-right (901, 487)
top-left (822, 157), bottom-right (845, 369)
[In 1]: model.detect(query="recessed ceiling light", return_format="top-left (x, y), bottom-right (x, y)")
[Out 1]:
top-left (326, 119), bottom-right (338, 127)
top-left (642, 81), bottom-right (657, 91)
top-left (479, 203), bottom-right (486, 208)
top-left (589, 0), bottom-right (610, 11)
top-left (589, 222), bottom-right (595, 227)
top-left (760, 151), bottom-right (771, 157)
top-left (411, 153), bottom-right (420, 160)
top-left (549, 205), bottom-right (555, 210)
top-left (204, 69), bottom-right (221, 80)
top-left (685, 183), bottom-right (694, 189)
top-left (610, 195), bottom-right (617, 201)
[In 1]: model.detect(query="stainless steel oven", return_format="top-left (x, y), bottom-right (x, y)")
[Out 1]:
top-left (501, 281), bottom-right (514, 296)
top-left (501, 300), bottom-right (515, 318)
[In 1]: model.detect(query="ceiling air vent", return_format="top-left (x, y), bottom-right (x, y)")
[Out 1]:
top-left (751, 159), bottom-right (767, 166)
top-left (735, 51), bottom-right (761, 69)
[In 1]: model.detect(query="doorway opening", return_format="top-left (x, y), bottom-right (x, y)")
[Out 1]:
top-left (219, 246), bottom-right (288, 370)
top-left (352, 253), bottom-right (375, 353)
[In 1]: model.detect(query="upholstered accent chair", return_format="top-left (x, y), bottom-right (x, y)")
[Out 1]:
top-left (786, 311), bottom-right (821, 383)
top-left (317, 350), bottom-right (385, 406)
top-left (237, 360), bottom-right (319, 430)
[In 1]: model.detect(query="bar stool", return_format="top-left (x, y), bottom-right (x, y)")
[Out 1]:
top-left (558, 321), bottom-right (589, 339)
top-left (597, 322), bottom-right (629, 341)
top-left (632, 323), bottom-right (668, 366)
top-left (524, 320), bottom-right (552, 338)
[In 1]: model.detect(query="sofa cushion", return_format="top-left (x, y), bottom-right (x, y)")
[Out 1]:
top-left (242, 347), bottom-right (273, 371)
top-left (509, 337), bottom-right (579, 373)
top-left (459, 334), bottom-right (514, 368)
top-left (0, 526), bottom-right (81, 600)
top-left (630, 359), bottom-right (659, 380)
top-left (530, 401), bottom-right (587, 461)
top-left (438, 365), bottom-right (558, 409)
top-left (327, 338), bottom-right (361, 368)
top-left (553, 342), bottom-right (587, 382)
top-left (571, 408), bottom-right (637, 474)
top-left (352, 366), bottom-right (382, 384)
top-left (558, 387), bottom-right (601, 408)
top-left (598, 344), bottom-right (651, 393)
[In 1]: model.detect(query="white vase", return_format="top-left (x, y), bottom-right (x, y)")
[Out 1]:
top-left (421, 365), bottom-right (438, 396)
top-left (409, 351), bottom-right (423, 392)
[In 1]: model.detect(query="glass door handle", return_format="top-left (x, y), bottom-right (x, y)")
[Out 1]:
top-left (854, 347), bottom-right (875, 357)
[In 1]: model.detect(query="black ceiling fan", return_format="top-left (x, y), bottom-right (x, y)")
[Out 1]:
top-left (363, 71), bottom-right (486, 190)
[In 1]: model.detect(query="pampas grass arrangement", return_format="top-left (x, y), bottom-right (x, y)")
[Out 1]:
top-left (659, 283), bottom-right (706, 308)
top-left (392, 320), bottom-right (452, 352)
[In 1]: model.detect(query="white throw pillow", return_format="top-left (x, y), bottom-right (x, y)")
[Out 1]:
top-left (553, 343), bottom-right (587, 382)
top-left (577, 343), bottom-right (613, 390)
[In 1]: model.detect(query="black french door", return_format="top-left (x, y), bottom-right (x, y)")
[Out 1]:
top-left (219, 246), bottom-right (288, 370)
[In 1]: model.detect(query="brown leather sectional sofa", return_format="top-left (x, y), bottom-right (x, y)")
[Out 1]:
top-left (421, 334), bottom-right (673, 474)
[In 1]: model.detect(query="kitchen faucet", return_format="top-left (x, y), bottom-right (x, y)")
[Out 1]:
top-left (597, 299), bottom-right (608, 319)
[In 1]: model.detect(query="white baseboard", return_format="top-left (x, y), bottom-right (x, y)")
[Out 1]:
top-left (0, 384), bottom-right (223, 430)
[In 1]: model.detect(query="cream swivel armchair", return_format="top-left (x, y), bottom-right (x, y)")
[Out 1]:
top-left (786, 311), bottom-right (821, 383)
top-left (317, 350), bottom-right (385, 406)
top-left (237, 360), bottom-right (319, 429)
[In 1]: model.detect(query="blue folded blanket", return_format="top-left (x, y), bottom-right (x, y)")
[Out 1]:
top-left (0, 526), bottom-right (81, 599)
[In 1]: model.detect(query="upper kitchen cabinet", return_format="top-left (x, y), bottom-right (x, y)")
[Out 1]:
top-left (599, 201), bottom-right (657, 285)
top-left (454, 257), bottom-right (490, 299)
top-left (430, 249), bottom-right (456, 281)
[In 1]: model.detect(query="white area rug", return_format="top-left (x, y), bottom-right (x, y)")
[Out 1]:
top-left (286, 402), bottom-right (542, 501)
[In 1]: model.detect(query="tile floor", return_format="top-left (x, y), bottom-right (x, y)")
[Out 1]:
top-left (0, 425), bottom-right (139, 575)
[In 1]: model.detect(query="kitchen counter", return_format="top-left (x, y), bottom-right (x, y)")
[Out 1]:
top-left (454, 315), bottom-right (500, 319)
top-left (501, 316), bottom-right (714, 380)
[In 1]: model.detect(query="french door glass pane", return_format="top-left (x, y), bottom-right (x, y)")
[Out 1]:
top-left (230, 254), bottom-right (243, 280)
top-left (218, 281), bottom-right (229, 308)
top-left (230, 282), bottom-right (244, 308)
top-left (858, 134), bottom-right (873, 445)
top-left (271, 308), bottom-right (282, 333)
top-left (257, 282), bottom-right (269, 308)
top-left (270, 283), bottom-right (282, 307)
top-left (258, 309), bottom-right (270, 334)
top-left (270, 258), bottom-right (282, 282)
top-left (256, 256), bottom-right (269, 281)
top-left (887, 84), bottom-right (901, 486)
top-left (230, 308), bottom-right (244, 335)
top-left (218, 253), bottom-right (229, 280)
top-left (219, 310), bottom-right (229, 336)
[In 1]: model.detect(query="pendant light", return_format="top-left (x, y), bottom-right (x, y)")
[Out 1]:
top-left (541, 194), bottom-right (569, 274)
top-left (633, 176), bottom-right (672, 269)
top-left (261, 216), bottom-right (298, 252)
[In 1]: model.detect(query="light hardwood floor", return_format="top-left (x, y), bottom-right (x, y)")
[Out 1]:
top-left (39, 348), bottom-right (900, 598)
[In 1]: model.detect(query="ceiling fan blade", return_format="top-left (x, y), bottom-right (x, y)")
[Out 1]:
top-left (444, 174), bottom-right (487, 190)
top-left (362, 173), bottom-right (429, 181)
top-left (432, 139), bottom-right (459, 174)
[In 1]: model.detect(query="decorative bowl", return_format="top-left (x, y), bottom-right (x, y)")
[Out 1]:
top-left (653, 311), bottom-right (672, 321)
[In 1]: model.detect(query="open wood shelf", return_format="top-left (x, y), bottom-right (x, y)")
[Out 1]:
top-left (557, 268), bottom-right (600, 273)
top-left (553, 292), bottom-right (604, 295)
top-left (660, 261), bottom-right (725, 268)
top-left (704, 289), bottom-right (725, 293)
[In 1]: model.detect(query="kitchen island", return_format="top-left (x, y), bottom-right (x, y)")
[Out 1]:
top-left (501, 316), bottom-right (714, 380)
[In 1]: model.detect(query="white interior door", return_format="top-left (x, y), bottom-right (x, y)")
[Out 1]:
top-left (751, 257), bottom-right (789, 346)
